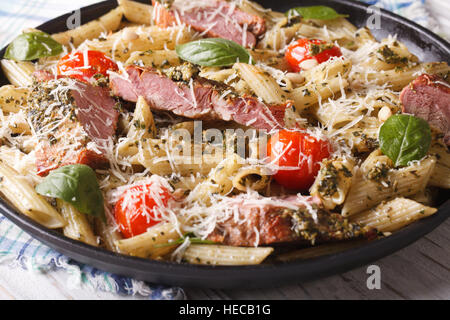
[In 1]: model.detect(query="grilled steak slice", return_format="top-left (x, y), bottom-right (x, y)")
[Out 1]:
top-left (152, 0), bottom-right (266, 48)
top-left (207, 195), bottom-right (374, 246)
top-left (110, 65), bottom-right (288, 131)
top-left (29, 76), bottom-right (119, 176)
top-left (400, 74), bottom-right (450, 145)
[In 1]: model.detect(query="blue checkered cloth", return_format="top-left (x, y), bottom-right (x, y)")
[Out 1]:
top-left (0, 0), bottom-right (442, 299)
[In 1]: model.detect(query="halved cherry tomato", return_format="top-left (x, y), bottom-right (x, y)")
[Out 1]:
top-left (114, 183), bottom-right (173, 238)
top-left (267, 130), bottom-right (331, 191)
top-left (285, 38), bottom-right (342, 72)
top-left (57, 50), bottom-right (118, 82)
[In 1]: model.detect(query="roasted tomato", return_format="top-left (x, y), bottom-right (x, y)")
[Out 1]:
top-left (285, 38), bottom-right (342, 72)
top-left (267, 130), bottom-right (332, 191)
top-left (114, 183), bottom-right (173, 238)
top-left (57, 50), bottom-right (118, 82)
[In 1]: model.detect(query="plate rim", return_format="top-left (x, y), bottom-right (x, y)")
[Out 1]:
top-left (0, 0), bottom-right (449, 289)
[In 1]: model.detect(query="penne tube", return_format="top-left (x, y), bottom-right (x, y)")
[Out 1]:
top-left (95, 218), bottom-right (123, 253)
top-left (187, 154), bottom-right (246, 204)
top-left (429, 163), bottom-right (450, 189)
top-left (0, 160), bottom-right (65, 228)
top-left (232, 166), bottom-right (272, 192)
top-left (127, 96), bottom-right (157, 139)
top-left (125, 50), bottom-right (181, 68)
top-left (275, 240), bottom-right (368, 262)
top-left (52, 7), bottom-right (123, 46)
top-left (354, 27), bottom-right (376, 47)
top-left (0, 85), bottom-right (29, 113)
top-left (1, 60), bottom-right (35, 87)
top-left (183, 244), bottom-right (274, 265)
top-left (115, 222), bottom-right (180, 259)
top-left (342, 156), bottom-right (436, 216)
top-left (290, 77), bottom-right (348, 112)
top-left (83, 26), bottom-right (195, 62)
top-left (353, 62), bottom-right (450, 91)
top-left (302, 58), bottom-right (352, 85)
top-left (57, 200), bottom-right (98, 246)
top-left (4, 111), bottom-right (31, 135)
top-left (233, 63), bottom-right (286, 104)
top-left (351, 197), bottom-right (437, 232)
top-left (118, 0), bottom-right (153, 25)
top-left (259, 18), bottom-right (302, 51)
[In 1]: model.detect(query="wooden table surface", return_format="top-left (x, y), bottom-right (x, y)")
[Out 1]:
top-left (0, 218), bottom-right (448, 300)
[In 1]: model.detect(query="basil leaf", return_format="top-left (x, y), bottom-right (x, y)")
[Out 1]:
top-left (4, 31), bottom-right (63, 61)
top-left (176, 38), bottom-right (251, 67)
top-left (379, 114), bottom-right (432, 167)
top-left (36, 164), bottom-right (105, 220)
top-left (286, 6), bottom-right (348, 20)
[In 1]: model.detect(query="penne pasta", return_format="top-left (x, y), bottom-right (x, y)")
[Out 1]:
top-left (118, 0), bottom-right (153, 25)
top-left (95, 218), bottom-right (123, 253)
top-left (115, 222), bottom-right (180, 259)
top-left (233, 62), bottom-right (286, 104)
top-left (352, 62), bottom-right (450, 91)
top-left (125, 49), bottom-right (181, 68)
top-left (82, 26), bottom-right (195, 62)
top-left (52, 7), bottom-right (123, 46)
top-left (0, 60), bottom-right (35, 87)
top-left (57, 200), bottom-right (98, 246)
top-left (429, 141), bottom-right (450, 188)
top-left (0, 85), bottom-right (29, 113)
top-left (342, 156), bottom-right (436, 216)
top-left (310, 157), bottom-right (355, 210)
top-left (0, 0), bottom-right (447, 267)
top-left (351, 197), bottom-right (437, 232)
top-left (0, 160), bottom-right (65, 228)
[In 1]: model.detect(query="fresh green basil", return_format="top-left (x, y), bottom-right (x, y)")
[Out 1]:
top-left (379, 114), bottom-right (432, 167)
top-left (4, 31), bottom-right (63, 61)
top-left (175, 38), bottom-right (252, 67)
top-left (286, 6), bottom-right (348, 20)
top-left (36, 164), bottom-right (105, 220)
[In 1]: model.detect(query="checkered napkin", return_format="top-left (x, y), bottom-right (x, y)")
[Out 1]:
top-left (0, 0), bottom-right (442, 299)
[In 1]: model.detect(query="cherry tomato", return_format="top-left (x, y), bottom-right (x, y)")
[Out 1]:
top-left (267, 130), bottom-right (331, 191)
top-left (285, 38), bottom-right (342, 72)
top-left (114, 183), bottom-right (173, 238)
top-left (57, 50), bottom-right (118, 82)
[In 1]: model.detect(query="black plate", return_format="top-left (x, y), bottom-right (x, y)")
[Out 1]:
top-left (0, 0), bottom-right (449, 289)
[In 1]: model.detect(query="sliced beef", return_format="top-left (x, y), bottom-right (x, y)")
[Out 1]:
top-left (207, 195), bottom-right (374, 246)
top-left (110, 65), bottom-right (288, 131)
top-left (400, 74), bottom-right (450, 145)
top-left (29, 75), bottom-right (119, 176)
top-left (152, 0), bottom-right (266, 48)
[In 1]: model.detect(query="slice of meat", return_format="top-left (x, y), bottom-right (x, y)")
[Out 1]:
top-left (29, 75), bottom-right (119, 176)
top-left (71, 81), bottom-right (119, 144)
top-left (32, 70), bottom-right (119, 143)
top-left (207, 195), bottom-right (374, 246)
top-left (400, 74), bottom-right (450, 145)
top-left (110, 65), bottom-right (288, 131)
top-left (152, 0), bottom-right (266, 48)
top-left (35, 126), bottom-right (108, 176)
